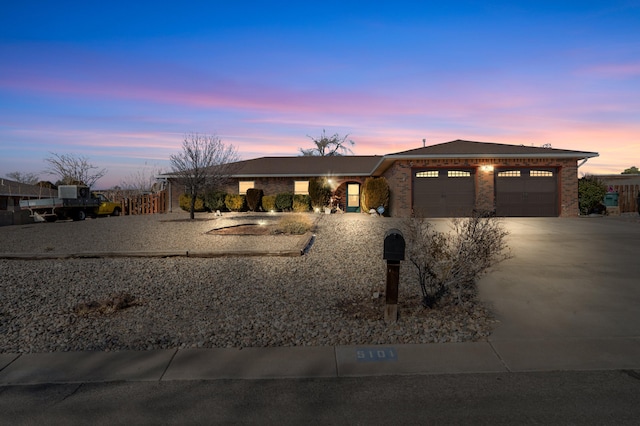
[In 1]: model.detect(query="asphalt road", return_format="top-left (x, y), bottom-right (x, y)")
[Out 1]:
top-left (3, 370), bottom-right (640, 425)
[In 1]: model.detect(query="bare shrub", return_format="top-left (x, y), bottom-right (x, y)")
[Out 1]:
top-left (275, 214), bottom-right (314, 235)
top-left (403, 213), bottom-right (510, 308)
top-left (74, 293), bottom-right (141, 316)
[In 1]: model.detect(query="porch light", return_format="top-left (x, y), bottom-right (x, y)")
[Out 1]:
top-left (481, 165), bottom-right (494, 172)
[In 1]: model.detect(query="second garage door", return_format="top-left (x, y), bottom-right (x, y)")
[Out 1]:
top-left (495, 168), bottom-right (558, 217)
top-left (412, 169), bottom-right (476, 217)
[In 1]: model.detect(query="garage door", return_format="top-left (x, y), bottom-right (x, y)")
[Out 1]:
top-left (412, 169), bottom-right (476, 217)
top-left (495, 169), bottom-right (558, 217)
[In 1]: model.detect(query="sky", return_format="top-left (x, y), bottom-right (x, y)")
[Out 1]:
top-left (1, 1), bottom-right (639, 188)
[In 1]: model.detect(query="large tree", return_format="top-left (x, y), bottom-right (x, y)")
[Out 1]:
top-left (299, 130), bottom-right (355, 156)
top-left (622, 166), bottom-right (639, 174)
top-left (170, 133), bottom-right (239, 219)
top-left (44, 153), bottom-right (107, 188)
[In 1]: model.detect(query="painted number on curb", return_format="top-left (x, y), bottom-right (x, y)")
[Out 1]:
top-left (356, 347), bottom-right (398, 362)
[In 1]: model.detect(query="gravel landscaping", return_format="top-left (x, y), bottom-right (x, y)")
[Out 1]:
top-left (0, 212), bottom-right (496, 353)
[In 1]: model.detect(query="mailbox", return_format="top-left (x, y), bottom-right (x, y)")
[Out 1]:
top-left (383, 228), bottom-right (405, 261)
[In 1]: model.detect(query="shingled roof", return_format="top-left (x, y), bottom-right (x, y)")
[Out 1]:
top-left (387, 139), bottom-right (599, 158)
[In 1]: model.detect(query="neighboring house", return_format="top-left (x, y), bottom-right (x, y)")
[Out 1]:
top-left (161, 140), bottom-right (599, 217)
top-left (0, 178), bottom-right (57, 226)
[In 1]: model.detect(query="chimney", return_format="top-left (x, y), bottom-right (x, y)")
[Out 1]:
top-left (422, 138), bottom-right (426, 147)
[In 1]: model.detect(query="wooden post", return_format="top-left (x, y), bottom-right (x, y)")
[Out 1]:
top-left (385, 261), bottom-right (400, 323)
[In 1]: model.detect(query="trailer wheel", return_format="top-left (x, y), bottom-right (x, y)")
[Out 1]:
top-left (74, 210), bottom-right (87, 221)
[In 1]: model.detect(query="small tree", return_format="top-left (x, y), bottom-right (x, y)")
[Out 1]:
top-left (309, 177), bottom-right (332, 209)
top-left (5, 171), bottom-right (40, 185)
top-left (622, 166), bottom-right (639, 175)
top-left (170, 133), bottom-right (239, 219)
top-left (404, 214), bottom-right (509, 308)
top-left (120, 162), bottom-right (164, 194)
top-left (44, 153), bottom-right (107, 188)
top-left (578, 176), bottom-right (607, 215)
top-left (299, 130), bottom-right (355, 156)
top-left (361, 177), bottom-right (390, 213)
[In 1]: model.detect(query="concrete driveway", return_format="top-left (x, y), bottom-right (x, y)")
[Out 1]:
top-left (478, 216), bottom-right (640, 341)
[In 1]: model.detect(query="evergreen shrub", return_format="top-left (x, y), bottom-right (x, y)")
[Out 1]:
top-left (179, 193), bottom-right (207, 212)
top-left (224, 194), bottom-right (246, 212)
top-left (204, 191), bottom-right (227, 212)
top-left (293, 194), bottom-right (311, 212)
top-left (309, 177), bottom-right (332, 209)
top-left (246, 188), bottom-right (264, 212)
top-left (275, 192), bottom-right (293, 211)
top-left (361, 177), bottom-right (390, 214)
top-left (262, 195), bottom-right (277, 211)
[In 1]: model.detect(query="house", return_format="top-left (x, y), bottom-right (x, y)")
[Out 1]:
top-left (0, 178), bottom-right (57, 226)
top-left (162, 140), bottom-right (599, 217)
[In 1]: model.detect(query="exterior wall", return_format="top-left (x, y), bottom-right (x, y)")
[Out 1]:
top-left (382, 157), bottom-right (580, 217)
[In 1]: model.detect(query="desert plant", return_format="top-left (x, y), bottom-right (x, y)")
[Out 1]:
top-left (224, 194), bottom-right (246, 212)
top-left (246, 188), bottom-right (264, 212)
top-left (275, 192), bottom-right (293, 211)
top-left (204, 190), bottom-right (227, 212)
top-left (309, 177), bottom-right (332, 209)
top-left (293, 194), bottom-right (311, 212)
top-left (262, 195), bottom-right (277, 211)
top-left (578, 176), bottom-right (607, 215)
top-left (179, 193), bottom-right (207, 212)
top-left (275, 214), bottom-right (313, 235)
top-left (361, 177), bottom-right (390, 213)
top-left (403, 213), bottom-right (509, 308)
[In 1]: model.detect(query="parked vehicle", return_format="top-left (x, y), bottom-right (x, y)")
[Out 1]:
top-left (92, 192), bottom-right (122, 217)
top-left (19, 185), bottom-right (101, 222)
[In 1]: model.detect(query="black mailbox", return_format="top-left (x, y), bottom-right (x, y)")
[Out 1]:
top-left (383, 228), bottom-right (405, 261)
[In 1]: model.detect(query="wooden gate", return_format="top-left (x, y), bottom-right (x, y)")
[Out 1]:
top-left (610, 184), bottom-right (640, 213)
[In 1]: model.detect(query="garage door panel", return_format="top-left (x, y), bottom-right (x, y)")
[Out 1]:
top-left (496, 169), bottom-right (557, 217)
top-left (413, 169), bottom-right (475, 217)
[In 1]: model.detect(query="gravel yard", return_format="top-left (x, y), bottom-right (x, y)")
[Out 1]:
top-left (0, 212), bottom-right (495, 353)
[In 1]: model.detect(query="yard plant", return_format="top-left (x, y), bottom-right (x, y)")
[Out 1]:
top-left (403, 213), bottom-right (509, 308)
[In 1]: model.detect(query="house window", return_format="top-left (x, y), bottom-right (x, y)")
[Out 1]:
top-left (530, 170), bottom-right (554, 177)
top-left (294, 180), bottom-right (309, 195)
top-left (416, 171), bottom-right (438, 178)
top-left (239, 181), bottom-right (254, 194)
top-left (497, 171), bottom-right (521, 177)
top-left (448, 171), bottom-right (471, 178)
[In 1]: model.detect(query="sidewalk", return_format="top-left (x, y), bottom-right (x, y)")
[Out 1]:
top-left (2, 337), bottom-right (640, 385)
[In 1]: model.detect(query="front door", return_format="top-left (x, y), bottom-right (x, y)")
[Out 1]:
top-left (346, 183), bottom-right (360, 212)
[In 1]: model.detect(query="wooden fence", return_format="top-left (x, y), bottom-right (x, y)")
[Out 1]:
top-left (112, 190), bottom-right (167, 215)
top-left (609, 184), bottom-right (640, 213)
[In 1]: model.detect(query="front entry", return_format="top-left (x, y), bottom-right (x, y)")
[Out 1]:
top-left (346, 183), bottom-right (361, 212)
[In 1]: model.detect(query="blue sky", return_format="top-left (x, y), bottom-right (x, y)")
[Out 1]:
top-left (1, 1), bottom-right (639, 188)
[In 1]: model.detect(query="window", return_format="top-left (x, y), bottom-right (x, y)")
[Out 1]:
top-left (239, 181), bottom-right (254, 194)
top-left (416, 171), bottom-right (438, 178)
top-left (530, 170), bottom-right (554, 177)
top-left (294, 180), bottom-right (309, 195)
top-left (448, 170), bottom-right (471, 178)
top-left (497, 170), bottom-right (521, 178)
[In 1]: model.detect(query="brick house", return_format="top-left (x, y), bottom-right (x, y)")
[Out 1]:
top-left (162, 140), bottom-right (598, 217)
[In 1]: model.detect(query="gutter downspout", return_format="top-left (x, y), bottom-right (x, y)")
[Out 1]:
top-left (577, 158), bottom-right (590, 168)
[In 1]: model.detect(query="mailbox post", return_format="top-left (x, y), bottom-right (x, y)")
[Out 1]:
top-left (383, 229), bottom-right (405, 323)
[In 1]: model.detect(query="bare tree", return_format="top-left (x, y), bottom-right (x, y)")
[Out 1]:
top-left (403, 213), bottom-right (510, 308)
top-left (44, 153), bottom-right (107, 188)
top-left (170, 133), bottom-right (239, 219)
top-left (299, 130), bottom-right (355, 156)
top-left (119, 162), bottom-right (165, 194)
top-left (5, 171), bottom-right (40, 185)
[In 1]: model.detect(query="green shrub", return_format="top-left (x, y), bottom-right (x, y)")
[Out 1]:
top-left (578, 176), bottom-right (607, 215)
top-left (204, 191), bottom-right (227, 212)
top-left (179, 193), bottom-right (207, 212)
top-left (246, 188), bottom-right (264, 212)
top-left (275, 214), bottom-right (314, 235)
top-left (224, 194), bottom-right (246, 212)
top-left (262, 195), bottom-right (277, 212)
top-left (293, 194), bottom-right (311, 212)
top-left (275, 192), bottom-right (293, 211)
top-left (361, 177), bottom-right (390, 214)
top-left (309, 177), bottom-right (332, 209)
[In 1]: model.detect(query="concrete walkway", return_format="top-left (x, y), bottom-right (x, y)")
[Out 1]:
top-left (1, 216), bottom-right (639, 385)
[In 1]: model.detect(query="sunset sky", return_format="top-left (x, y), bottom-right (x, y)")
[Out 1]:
top-left (1, 1), bottom-right (639, 188)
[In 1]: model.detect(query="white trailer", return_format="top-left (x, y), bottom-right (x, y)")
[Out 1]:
top-left (19, 185), bottom-right (101, 222)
